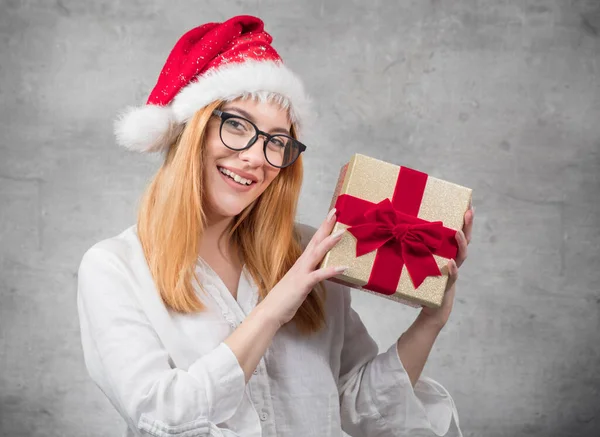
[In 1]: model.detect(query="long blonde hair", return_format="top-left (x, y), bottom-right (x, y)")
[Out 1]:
top-left (137, 99), bottom-right (326, 334)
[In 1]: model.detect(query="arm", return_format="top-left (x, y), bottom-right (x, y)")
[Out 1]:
top-left (78, 212), bottom-right (345, 434)
top-left (338, 207), bottom-right (473, 435)
top-left (78, 247), bottom-right (248, 435)
top-left (396, 312), bottom-right (443, 387)
top-left (224, 304), bottom-right (279, 382)
top-left (398, 205), bottom-right (473, 386)
top-left (336, 287), bottom-right (461, 437)
top-left (396, 258), bottom-right (458, 387)
top-left (226, 209), bottom-right (348, 380)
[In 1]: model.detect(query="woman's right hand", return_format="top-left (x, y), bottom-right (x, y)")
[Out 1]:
top-left (260, 208), bottom-right (348, 328)
top-left (225, 208), bottom-right (347, 381)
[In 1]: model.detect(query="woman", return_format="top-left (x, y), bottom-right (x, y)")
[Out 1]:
top-left (77, 15), bottom-right (473, 437)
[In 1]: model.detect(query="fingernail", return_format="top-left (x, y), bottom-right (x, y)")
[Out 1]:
top-left (331, 229), bottom-right (346, 239)
top-left (456, 231), bottom-right (463, 241)
top-left (334, 265), bottom-right (349, 273)
top-left (327, 208), bottom-right (337, 222)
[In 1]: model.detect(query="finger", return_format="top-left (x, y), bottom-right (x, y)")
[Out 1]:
top-left (309, 265), bottom-right (349, 285)
top-left (463, 205), bottom-right (474, 245)
top-left (445, 259), bottom-right (459, 292)
top-left (442, 276), bottom-right (457, 309)
top-left (454, 230), bottom-right (468, 268)
top-left (308, 227), bottom-right (347, 268)
top-left (306, 208), bottom-right (338, 252)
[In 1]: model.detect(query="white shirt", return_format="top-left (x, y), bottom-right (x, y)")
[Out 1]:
top-left (77, 224), bottom-right (462, 437)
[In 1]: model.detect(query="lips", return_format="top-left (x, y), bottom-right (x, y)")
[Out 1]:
top-left (218, 165), bottom-right (258, 182)
top-left (217, 166), bottom-right (258, 186)
top-left (218, 167), bottom-right (253, 186)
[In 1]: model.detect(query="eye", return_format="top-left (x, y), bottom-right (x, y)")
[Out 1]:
top-left (221, 116), bottom-right (254, 137)
top-left (224, 119), bottom-right (247, 131)
top-left (269, 137), bottom-right (286, 149)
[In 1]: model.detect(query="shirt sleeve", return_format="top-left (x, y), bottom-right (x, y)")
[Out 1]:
top-left (77, 246), bottom-right (246, 436)
top-left (337, 287), bottom-right (462, 437)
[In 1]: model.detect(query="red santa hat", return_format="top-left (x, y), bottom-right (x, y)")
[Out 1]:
top-left (114, 15), bottom-right (312, 153)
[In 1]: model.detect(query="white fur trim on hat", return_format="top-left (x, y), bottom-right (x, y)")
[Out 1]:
top-left (114, 60), bottom-right (312, 153)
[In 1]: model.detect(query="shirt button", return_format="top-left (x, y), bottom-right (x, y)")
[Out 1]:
top-left (260, 412), bottom-right (268, 421)
top-left (253, 369), bottom-right (258, 375)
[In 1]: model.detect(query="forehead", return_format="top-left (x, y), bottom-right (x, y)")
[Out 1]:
top-left (224, 93), bottom-right (292, 125)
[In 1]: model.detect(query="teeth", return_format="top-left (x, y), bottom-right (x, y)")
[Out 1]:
top-left (219, 167), bottom-right (253, 186)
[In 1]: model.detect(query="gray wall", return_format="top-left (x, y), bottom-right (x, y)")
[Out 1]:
top-left (1, 1), bottom-right (599, 436)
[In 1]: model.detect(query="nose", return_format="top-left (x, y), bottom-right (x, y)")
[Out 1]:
top-left (238, 135), bottom-right (267, 167)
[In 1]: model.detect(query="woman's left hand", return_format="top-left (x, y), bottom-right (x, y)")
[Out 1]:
top-left (419, 204), bottom-right (475, 328)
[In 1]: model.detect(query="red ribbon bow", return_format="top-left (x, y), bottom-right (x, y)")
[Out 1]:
top-left (334, 165), bottom-right (458, 294)
top-left (347, 198), bottom-right (445, 289)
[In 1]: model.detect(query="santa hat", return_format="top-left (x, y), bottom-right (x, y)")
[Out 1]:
top-left (114, 15), bottom-right (312, 153)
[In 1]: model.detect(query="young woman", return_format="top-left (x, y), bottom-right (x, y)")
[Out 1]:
top-left (77, 15), bottom-right (473, 437)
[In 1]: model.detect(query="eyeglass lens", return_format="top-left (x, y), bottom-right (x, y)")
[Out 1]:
top-left (220, 116), bottom-right (300, 168)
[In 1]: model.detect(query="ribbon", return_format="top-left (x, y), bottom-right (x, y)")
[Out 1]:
top-left (334, 166), bottom-right (458, 294)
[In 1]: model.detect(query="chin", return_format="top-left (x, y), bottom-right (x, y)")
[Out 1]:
top-left (222, 205), bottom-right (247, 218)
top-left (209, 198), bottom-right (252, 220)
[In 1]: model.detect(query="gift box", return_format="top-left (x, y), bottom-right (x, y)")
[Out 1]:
top-left (320, 154), bottom-right (472, 308)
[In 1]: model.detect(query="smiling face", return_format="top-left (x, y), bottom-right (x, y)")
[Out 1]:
top-left (202, 98), bottom-right (292, 225)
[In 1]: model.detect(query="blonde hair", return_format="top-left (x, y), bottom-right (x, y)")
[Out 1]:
top-left (136, 99), bottom-right (326, 334)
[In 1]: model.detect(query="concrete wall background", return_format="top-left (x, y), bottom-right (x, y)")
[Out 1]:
top-left (1, 0), bottom-right (599, 436)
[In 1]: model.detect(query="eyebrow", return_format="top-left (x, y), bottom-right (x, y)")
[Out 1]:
top-left (223, 106), bottom-right (291, 135)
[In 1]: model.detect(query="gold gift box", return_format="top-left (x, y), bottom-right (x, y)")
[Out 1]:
top-left (321, 154), bottom-right (472, 308)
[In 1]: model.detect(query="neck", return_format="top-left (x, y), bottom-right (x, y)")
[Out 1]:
top-left (198, 213), bottom-right (240, 267)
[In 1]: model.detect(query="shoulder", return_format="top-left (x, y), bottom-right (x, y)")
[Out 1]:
top-left (78, 225), bottom-right (142, 276)
top-left (76, 225), bottom-right (154, 314)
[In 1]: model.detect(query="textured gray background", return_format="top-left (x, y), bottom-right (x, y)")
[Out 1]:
top-left (1, 0), bottom-right (599, 436)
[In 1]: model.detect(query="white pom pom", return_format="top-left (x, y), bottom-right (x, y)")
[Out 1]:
top-left (114, 104), bottom-right (180, 153)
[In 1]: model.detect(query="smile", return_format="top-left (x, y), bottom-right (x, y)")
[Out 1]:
top-left (218, 167), bottom-right (255, 186)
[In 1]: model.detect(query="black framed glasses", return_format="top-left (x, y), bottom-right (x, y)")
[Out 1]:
top-left (212, 110), bottom-right (307, 169)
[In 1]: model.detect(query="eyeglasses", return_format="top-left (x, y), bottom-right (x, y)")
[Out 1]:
top-left (212, 110), bottom-right (306, 169)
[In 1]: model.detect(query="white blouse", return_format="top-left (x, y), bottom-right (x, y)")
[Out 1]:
top-left (77, 224), bottom-right (462, 437)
